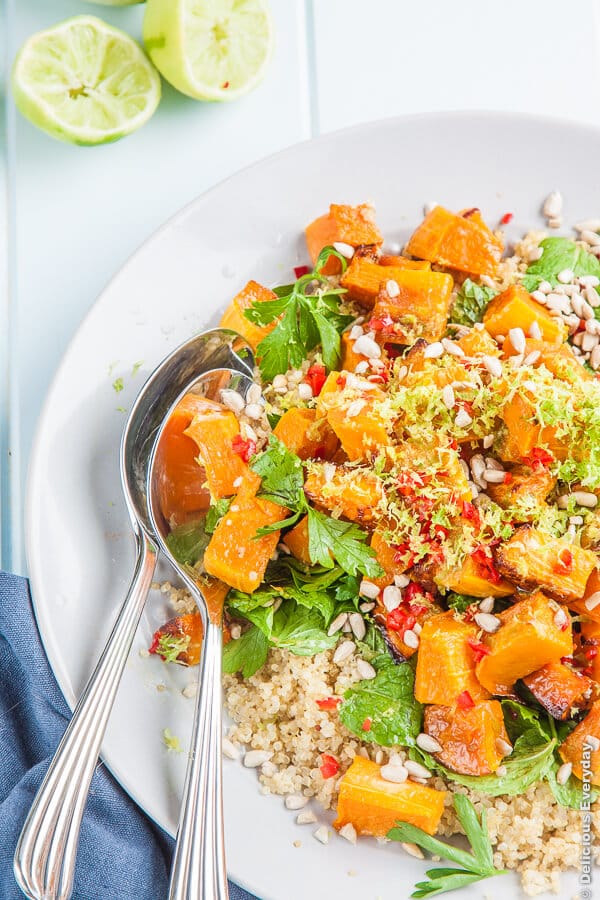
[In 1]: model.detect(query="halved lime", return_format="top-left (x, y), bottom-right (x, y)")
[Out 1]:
top-left (12, 16), bottom-right (161, 146)
top-left (143, 0), bottom-right (273, 102)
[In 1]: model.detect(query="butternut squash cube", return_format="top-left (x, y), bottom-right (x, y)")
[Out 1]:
top-left (184, 399), bottom-right (249, 500)
top-left (333, 756), bottom-right (447, 837)
top-left (370, 523), bottom-right (409, 588)
top-left (282, 514), bottom-right (311, 565)
top-left (476, 591), bottom-right (573, 694)
top-left (379, 254), bottom-right (431, 270)
top-left (502, 337), bottom-right (591, 383)
top-left (559, 700), bottom-right (600, 785)
top-left (495, 527), bottom-right (597, 603)
top-left (485, 464), bottom-right (556, 519)
top-left (404, 206), bottom-right (503, 277)
top-left (581, 619), bottom-right (600, 683)
top-left (326, 388), bottom-right (390, 461)
top-left (219, 280), bottom-right (277, 351)
top-left (273, 408), bottom-right (339, 461)
top-left (340, 332), bottom-right (365, 371)
top-left (204, 491), bottom-right (283, 593)
top-left (483, 284), bottom-right (567, 344)
top-left (456, 326), bottom-right (501, 358)
top-left (414, 612), bottom-right (491, 706)
top-left (522, 661), bottom-right (595, 720)
top-left (305, 203), bottom-right (383, 274)
top-left (424, 701), bottom-right (511, 776)
top-left (439, 554), bottom-right (515, 598)
top-left (497, 391), bottom-right (567, 463)
top-left (304, 463), bottom-right (384, 524)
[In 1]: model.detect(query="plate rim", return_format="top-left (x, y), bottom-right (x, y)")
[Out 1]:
top-left (24, 109), bottom-right (600, 899)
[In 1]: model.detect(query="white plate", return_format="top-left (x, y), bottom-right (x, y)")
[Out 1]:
top-left (27, 112), bottom-right (597, 900)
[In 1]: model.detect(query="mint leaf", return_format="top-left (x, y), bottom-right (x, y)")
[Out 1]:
top-left (166, 520), bottom-right (210, 567)
top-left (205, 498), bottom-right (231, 534)
top-left (339, 664), bottom-right (422, 746)
top-left (270, 601), bottom-right (337, 656)
top-left (222, 625), bottom-right (269, 678)
top-left (501, 698), bottom-right (552, 745)
top-left (307, 506), bottom-right (383, 578)
top-left (451, 278), bottom-right (496, 326)
top-left (523, 237), bottom-right (600, 292)
top-left (546, 759), bottom-right (598, 808)
top-left (437, 735), bottom-right (556, 796)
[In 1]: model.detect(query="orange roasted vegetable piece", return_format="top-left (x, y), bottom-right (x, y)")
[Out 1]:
top-left (522, 661), bottom-right (595, 720)
top-left (219, 280), bottom-right (277, 351)
top-left (150, 613), bottom-right (203, 666)
top-left (204, 489), bottom-right (284, 593)
top-left (370, 524), bottom-right (408, 588)
top-left (476, 591), bottom-right (573, 694)
top-left (424, 701), bottom-right (511, 776)
top-left (305, 203), bottom-right (383, 274)
top-left (456, 326), bottom-right (501, 358)
top-left (494, 527), bottom-right (597, 603)
top-left (559, 700), bottom-right (600, 785)
top-left (184, 399), bottom-right (249, 500)
top-left (502, 337), bottom-right (591, 383)
top-left (333, 757), bottom-right (446, 837)
top-left (340, 332), bottom-right (364, 372)
top-left (273, 408), bottom-right (339, 461)
top-left (567, 569), bottom-right (600, 624)
top-left (379, 254), bottom-right (430, 270)
top-left (155, 394), bottom-right (211, 526)
top-left (483, 284), bottom-right (567, 344)
top-left (439, 554), bottom-right (514, 598)
top-left (581, 619), bottom-right (600, 682)
top-left (326, 387), bottom-right (390, 461)
top-left (485, 465), bottom-right (556, 520)
top-left (282, 515), bottom-right (311, 565)
top-left (404, 206), bottom-right (503, 277)
top-left (304, 463), bottom-right (383, 524)
top-left (498, 391), bottom-right (567, 463)
top-left (372, 593), bottom-right (443, 661)
top-left (414, 612), bottom-right (491, 706)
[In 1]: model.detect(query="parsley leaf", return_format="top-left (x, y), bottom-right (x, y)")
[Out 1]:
top-left (307, 506), bottom-right (383, 579)
top-left (522, 237), bottom-right (600, 292)
top-left (339, 664), bottom-right (422, 746)
top-left (388, 795), bottom-right (506, 898)
top-left (247, 247), bottom-right (354, 381)
top-left (270, 600), bottom-right (337, 656)
top-left (250, 435), bottom-right (305, 508)
top-left (222, 625), bottom-right (269, 678)
top-left (205, 499), bottom-right (231, 534)
top-left (451, 279), bottom-right (496, 326)
top-left (166, 520), bottom-right (210, 567)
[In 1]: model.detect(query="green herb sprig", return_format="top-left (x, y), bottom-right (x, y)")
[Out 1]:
top-left (245, 246), bottom-right (354, 381)
top-left (388, 795), bottom-right (506, 897)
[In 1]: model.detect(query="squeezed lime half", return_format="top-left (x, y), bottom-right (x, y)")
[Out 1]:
top-left (143, 0), bottom-right (274, 102)
top-left (12, 15), bottom-right (161, 145)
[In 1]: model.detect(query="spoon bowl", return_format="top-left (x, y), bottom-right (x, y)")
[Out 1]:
top-left (14, 331), bottom-right (254, 900)
top-left (148, 367), bottom-right (255, 900)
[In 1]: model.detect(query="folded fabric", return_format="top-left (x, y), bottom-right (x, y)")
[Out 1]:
top-left (0, 571), bottom-right (256, 900)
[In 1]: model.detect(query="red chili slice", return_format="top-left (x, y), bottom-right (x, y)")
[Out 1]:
top-left (456, 690), bottom-right (475, 710)
top-left (467, 638), bottom-right (491, 663)
top-left (316, 697), bottom-right (341, 710)
top-left (500, 212), bottom-right (514, 225)
top-left (471, 546), bottom-right (502, 584)
top-left (304, 364), bottom-right (327, 396)
top-left (522, 447), bottom-right (554, 470)
top-left (462, 501), bottom-right (481, 526)
top-left (361, 718), bottom-right (372, 732)
top-left (231, 434), bottom-right (256, 463)
top-left (554, 548), bottom-right (573, 575)
top-left (320, 754), bottom-right (340, 779)
top-left (294, 265), bottom-right (310, 279)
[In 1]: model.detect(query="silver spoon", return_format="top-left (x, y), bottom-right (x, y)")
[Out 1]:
top-left (148, 367), bottom-right (255, 900)
top-left (14, 330), bottom-right (254, 900)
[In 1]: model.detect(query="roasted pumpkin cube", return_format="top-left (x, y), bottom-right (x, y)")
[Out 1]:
top-left (485, 464), bottom-right (556, 520)
top-left (497, 391), bottom-right (567, 463)
top-left (404, 206), bottom-right (503, 277)
top-left (581, 619), bottom-right (600, 682)
top-left (483, 284), bottom-right (567, 344)
top-left (370, 523), bottom-right (409, 588)
top-left (305, 203), bottom-right (383, 274)
top-left (495, 527), bottom-right (597, 603)
top-left (522, 661), bottom-right (595, 720)
top-left (219, 280), bottom-right (277, 351)
top-left (183, 399), bottom-right (250, 500)
top-left (456, 326), bottom-right (501, 357)
top-left (414, 612), bottom-right (491, 706)
top-left (155, 394), bottom-right (212, 525)
top-left (204, 491), bottom-right (283, 593)
top-left (341, 257), bottom-right (454, 327)
top-left (424, 701), bottom-right (511, 776)
top-left (282, 515), bottom-right (311, 565)
top-left (476, 591), bottom-right (573, 694)
top-left (315, 370), bottom-right (345, 416)
top-left (333, 757), bottom-right (447, 837)
top-left (340, 332), bottom-right (365, 371)
top-left (150, 613), bottom-right (203, 666)
top-left (558, 700), bottom-right (600, 785)
top-left (304, 464), bottom-right (384, 524)
top-left (326, 388), bottom-right (390, 461)
top-left (379, 254), bottom-right (431, 270)
top-left (502, 337), bottom-right (591, 383)
top-left (439, 553), bottom-right (515, 598)
top-left (274, 408), bottom-right (339, 461)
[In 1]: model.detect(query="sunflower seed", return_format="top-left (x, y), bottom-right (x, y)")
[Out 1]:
top-left (357, 659), bottom-right (377, 680)
top-left (556, 762), bottom-right (573, 785)
top-left (244, 750), bottom-right (273, 768)
top-left (220, 389), bottom-right (246, 414)
top-left (380, 764), bottom-right (409, 783)
top-left (401, 842), bottom-right (425, 859)
top-left (285, 794), bottom-right (309, 810)
top-left (405, 760), bottom-right (432, 780)
top-left (346, 398), bottom-right (367, 418)
top-left (328, 612), bottom-right (349, 636)
top-left (394, 573), bottom-right (410, 588)
top-left (442, 385), bottom-right (456, 409)
top-left (349, 324), bottom-right (364, 340)
top-left (222, 738), bottom-right (240, 760)
top-left (383, 584), bottom-right (403, 612)
top-left (585, 735), bottom-right (600, 751)
top-left (474, 612), bottom-right (501, 633)
top-left (416, 733), bottom-right (443, 753)
top-left (333, 641), bottom-right (356, 664)
top-left (245, 401), bottom-right (264, 420)
top-left (403, 629), bottom-right (419, 649)
top-left (523, 350), bottom-right (541, 366)
top-left (333, 241), bottom-right (355, 259)
top-left (496, 738), bottom-right (513, 756)
top-left (423, 341), bottom-right (444, 359)
top-left (386, 279), bottom-right (400, 298)
top-left (543, 191), bottom-right (563, 218)
top-left (584, 592), bottom-right (600, 612)
top-left (313, 825), bottom-right (330, 844)
top-left (558, 268), bottom-right (574, 284)
top-left (479, 597), bottom-right (495, 613)
top-left (483, 469), bottom-right (505, 484)
top-left (360, 579), bottom-right (380, 599)
top-left (482, 355), bottom-right (503, 377)
top-left (531, 290), bottom-right (547, 304)
top-left (573, 491), bottom-right (598, 508)
top-left (455, 408), bottom-right (472, 429)
top-left (297, 383), bottom-right (313, 401)
top-left (349, 612), bottom-right (366, 641)
top-left (359, 601), bottom-right (375, 613)
top-left (339, 822), bottom-right (357, 844)
top-left (483, 434), bottom-right (495, 449)
top-left (441, 338), bottom-right (465, 357)
top-left (296, 810), bottom-right (317, 825)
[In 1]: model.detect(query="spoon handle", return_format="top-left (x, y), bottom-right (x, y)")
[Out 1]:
top-left (169, 619), bottom-right (228, 900)
top-left (14, 533), bottom-right (158, 900)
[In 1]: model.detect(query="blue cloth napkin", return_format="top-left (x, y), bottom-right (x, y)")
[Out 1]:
top-left (0, 571), bottom-right (256, 900)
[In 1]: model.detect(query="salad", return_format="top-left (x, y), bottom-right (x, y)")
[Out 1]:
top-left (150, 199), bottom-right (600, 896)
